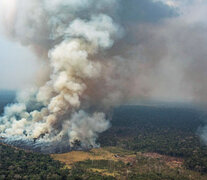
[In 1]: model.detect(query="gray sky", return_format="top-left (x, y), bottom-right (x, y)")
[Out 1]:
top-left (0, 27), bottom-right (38, 90)
top-left (0, 0), bottom-right (177, 91)
top-left (0, 0), bottom-right (207, 103)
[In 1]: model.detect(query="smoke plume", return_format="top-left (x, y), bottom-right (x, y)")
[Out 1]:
top-left (1, 0), bottom-right (207, 151)
top-left (0, 0), bottom-right (124, 152)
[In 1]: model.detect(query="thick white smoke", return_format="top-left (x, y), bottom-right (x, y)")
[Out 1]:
top-left (0, 0), bottom-right (123, 151)
top-left (2, 0), bottom-right (207, 151)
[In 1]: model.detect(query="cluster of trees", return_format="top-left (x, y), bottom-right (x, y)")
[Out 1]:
top-left (71, 155), bottom-right (202, 180)
top-left (68, 167), bottom-right (115, 180)
top-left (0, 143), bottom-right (116, 180)
top-left (2, 95), bottom-right (207, 179)
top-left (98, 105), bottom-right (207, 173)
top-left (0, 144), bottom-right (69, 179)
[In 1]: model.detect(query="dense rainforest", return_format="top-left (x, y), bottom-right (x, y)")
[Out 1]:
top-left (98, 105), bottom-right (207, 173)
top-left (1, 92), bottom-right (207, 179)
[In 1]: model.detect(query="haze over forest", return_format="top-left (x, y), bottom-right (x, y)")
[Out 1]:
top-left (1, 1), bottom-right (207, 179)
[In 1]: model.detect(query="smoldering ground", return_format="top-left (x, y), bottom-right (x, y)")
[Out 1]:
top-left (1, 0), bottom-right (207, 153)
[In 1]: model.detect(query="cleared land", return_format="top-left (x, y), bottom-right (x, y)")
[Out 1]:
top-left (51, 147), bottom-right (207, 180)
top-left (2, 93), bottom-right (207, 179)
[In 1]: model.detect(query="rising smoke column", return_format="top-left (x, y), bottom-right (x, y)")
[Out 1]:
top-left (3, 0), bottom-right (207, 151)
top-left (0, 0), bottom-right (123, 151)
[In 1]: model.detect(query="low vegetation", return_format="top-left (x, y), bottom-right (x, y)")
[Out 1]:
top-left (0, 143), bottom-right (116, 180)
top-left (0, 143), bottom-right (69, 179)
top-left (1, 94), bottom-right (207, 179)
top-left (98, 105), bottom-right (207, 173)
top-left (53, 146), bottom-right (207, 180)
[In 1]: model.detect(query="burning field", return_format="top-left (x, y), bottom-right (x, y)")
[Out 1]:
top-left (1, 0), bottom-right (207, 154)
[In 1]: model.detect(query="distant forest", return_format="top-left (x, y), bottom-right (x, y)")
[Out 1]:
top-left (98, 105), bottom-right (207, 172)
top-left (1, 91), bottom-right (207, 179)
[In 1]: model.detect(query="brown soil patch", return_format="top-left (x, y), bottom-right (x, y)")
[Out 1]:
top-left (143, 152), bottom-right (183, 168)
top-left (51, 148), bottom-right (117, 167)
